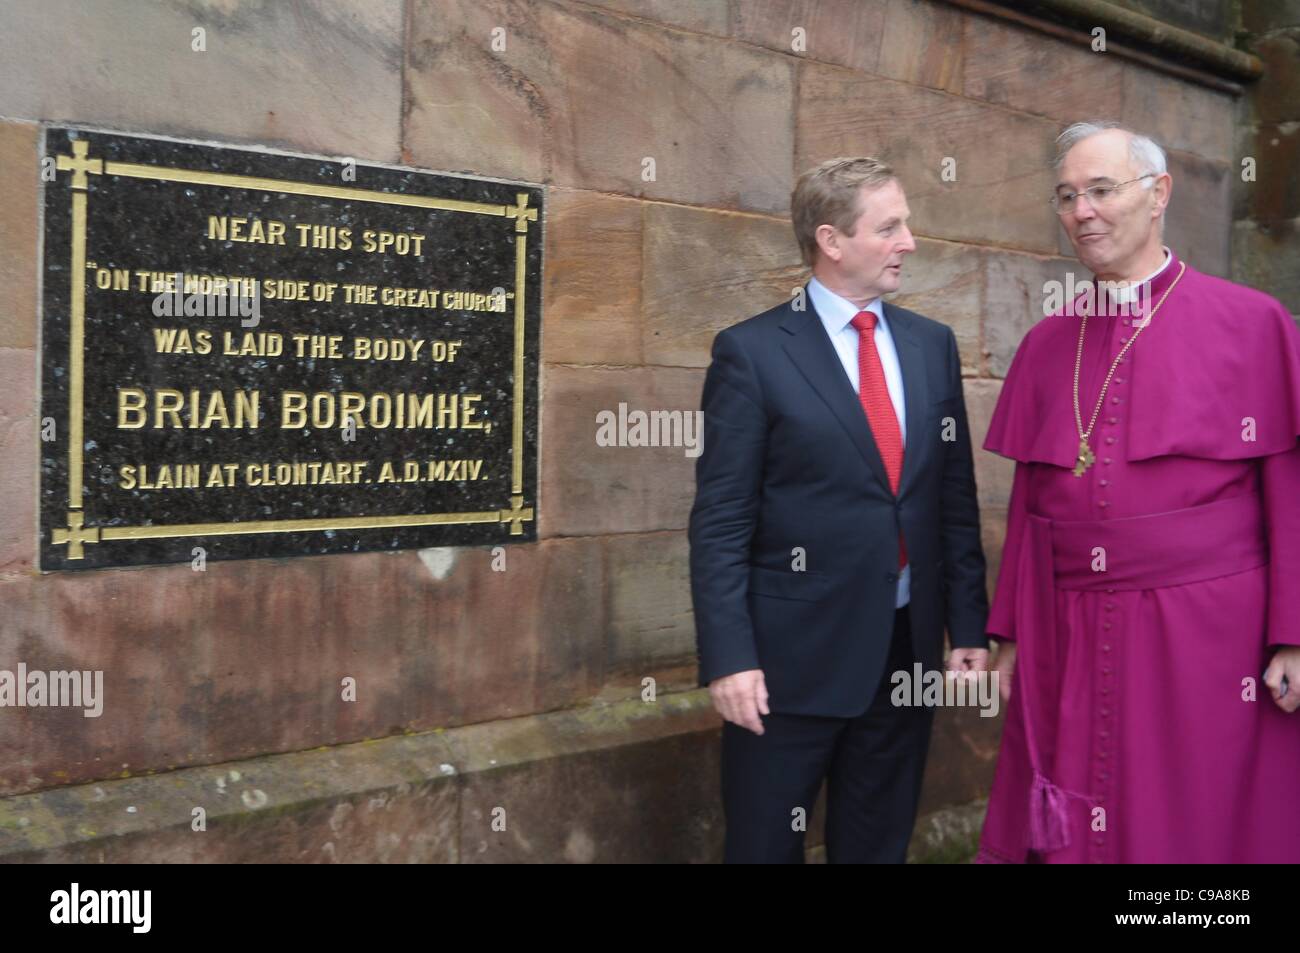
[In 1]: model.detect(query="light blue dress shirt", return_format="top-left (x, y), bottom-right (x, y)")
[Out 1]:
top-left (807, 276), bottom-right (910, 608)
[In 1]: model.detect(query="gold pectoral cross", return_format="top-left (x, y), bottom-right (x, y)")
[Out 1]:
top-left (1072, 436), bottom-right (1096, 477)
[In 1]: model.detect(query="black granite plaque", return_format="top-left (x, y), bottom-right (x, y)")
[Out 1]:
top-left (39, 128), bottom-right (540, 571)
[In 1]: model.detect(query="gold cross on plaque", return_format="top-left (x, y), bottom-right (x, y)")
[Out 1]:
top-left (56, 140), bottom-right (104, 191)
top-left (500, 494), bottom-right (535, 535)
top-left (52, 510), bottom-right (101, 560)
top-left (506, 192), bottom-right (538, 233)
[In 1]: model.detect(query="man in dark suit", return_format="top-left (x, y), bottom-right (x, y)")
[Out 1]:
top-left (689, 157), bottom-right (990, 864)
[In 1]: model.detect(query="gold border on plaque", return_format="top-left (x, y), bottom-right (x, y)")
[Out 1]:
top-left (50, 138), bottom-right (536, 561)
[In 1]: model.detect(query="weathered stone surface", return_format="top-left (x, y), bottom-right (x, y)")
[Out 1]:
top-left (1242, 1), bottom-right (1300, 33)
top-left (0, 0), bottom-right (403, 161)
top-left (798, 65), bottom-right (1060, 253)
top-left (1165, 150), bottom-right (1231, 277)
top-left (888, 238), bottom-right (983, 376)
top-left (405, 0), bottom-right (796, 213)
top-left (605, 531), bottom-right (695, 676)
top-left (581, 0), bottom-right (729, 35)
top-left (1234, 217), bottom-right (1300, 314)
top-left (961, 14), bottom-right (1123, 123)
top-left (966, 379), bottom-right (1012, 509)
top-left (876, 0), bottom-right (965, 93)
top-left (0, 690), bottom-right (720, 862)
top-left (642, 203), bottom-right (804, 367)
top-left (981, 504), bottom-right (1009, 602)
top-left (0, 538), bottom-right (606, 797)
top-left (1120, 63), bottom-right (1235, 163)
top-left (0, 121), bottom-right (38, 351)
top-left (918, 703), bottom-right (1001, 816)
top-left (983, 250), bottom-right (1076, 378)
top-left (1238, 123), bottom-right (1300, 223)
top-left (731, 0), bottom-right (890, 75)
top-left (447, 690), bottom-right (723, 862)
top-left (543, 188), bottom-right (644, 366)
top-left (1251, 31), bottom-right (1300, 124)
top-left (539, 365), bottom-right (703, 537)
top-left (0, 348), bottom-right (37, 575)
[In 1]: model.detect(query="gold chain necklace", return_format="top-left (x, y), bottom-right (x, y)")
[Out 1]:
top-left (1071, 261), bottom-right (1186, 476)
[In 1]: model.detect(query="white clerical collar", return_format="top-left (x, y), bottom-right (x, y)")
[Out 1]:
top-left (808, 276), bottom-right (886, 334)
top-left (1110, 246), bottom-right (1172, 304)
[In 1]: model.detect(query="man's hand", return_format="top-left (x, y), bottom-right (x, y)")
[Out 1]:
top-left (946, 647), bottom-right (989, 679)
top-left (1264, 646), bottom-right (1300, 713)
top-left (990, 641), bottom-right (1015, 704)
top-left (709, 669), bottom-right (770, 735)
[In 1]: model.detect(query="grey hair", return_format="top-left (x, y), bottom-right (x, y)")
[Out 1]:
top-left (1054, 121), bottom-right (1167, 186)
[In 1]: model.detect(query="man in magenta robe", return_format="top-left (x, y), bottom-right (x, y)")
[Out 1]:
top-left (978, 121), bottom-right (1300, 863)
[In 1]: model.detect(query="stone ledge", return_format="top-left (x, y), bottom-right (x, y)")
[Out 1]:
top-left (0, 689), bottom-right (720, 862)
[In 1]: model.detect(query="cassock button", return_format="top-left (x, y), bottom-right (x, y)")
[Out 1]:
top-left (1094, 836), bottom-right (1105, 845)
top-left (1105, 418), bottom-right (1117, 426)
top-left (1102, 643), bottom-right (1111, 651)
top-left (1099, 500), bottom-right (1109, 508)
top-left (1112, 397), bottom-right (1121, 404)
top-left (1101, 686), bottom-right (1110, 694)
top-left (1101, 708), bottom-right (1111, 717)
top-left (1105, 436), bottom-right (1116, 445)
top-left (1100, 479), bottom-right (1110, 486)
top-left (1102, 667), bottom-right (1112, 675)
top-left (1115, 377), bottom-right (1125, 384)
top-left (1106, 588), bottom-right (1115, 593)
top-left (1103, 457), bottom-right (1113, 465)
top-left (1104, 603), bottom-right (1115, 611)
top-left (1103, 622), bottom-right (1113, 630)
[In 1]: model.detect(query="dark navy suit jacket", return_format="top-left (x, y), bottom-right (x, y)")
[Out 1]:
top-left (689, 291), bottom-right (989, 717)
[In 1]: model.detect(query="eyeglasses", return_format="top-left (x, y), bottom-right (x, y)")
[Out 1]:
top-left (1050, 174), bottom-right (1155, 213)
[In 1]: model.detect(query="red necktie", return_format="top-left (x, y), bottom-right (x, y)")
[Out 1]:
top-left (850, 310), bottom-right (906, 568)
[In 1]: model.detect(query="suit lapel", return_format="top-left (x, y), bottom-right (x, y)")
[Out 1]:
top-left (885, 301), bottom-right (929, 499)
top-left (780, 295), bottom-right (891, 493)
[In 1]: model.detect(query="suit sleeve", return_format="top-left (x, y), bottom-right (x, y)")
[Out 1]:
top-left (689, 329), bottom-right (768, 685)
top-left (1262, 439), bottom-right (1300, 647)
top-left (985, 461), bottom-right (1028, 643)
top-left (939, 327), bottom-right (990, 650)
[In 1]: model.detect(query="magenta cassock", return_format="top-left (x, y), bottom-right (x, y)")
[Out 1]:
top-left (977, 250), bottom-right (1300, 864)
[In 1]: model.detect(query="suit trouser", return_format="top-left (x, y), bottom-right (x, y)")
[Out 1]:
top-left (721, 607), bottom-right (935, 863)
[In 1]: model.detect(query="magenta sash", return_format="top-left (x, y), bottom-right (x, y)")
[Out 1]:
top-left (1015, 493), bottom-right (1268, 852)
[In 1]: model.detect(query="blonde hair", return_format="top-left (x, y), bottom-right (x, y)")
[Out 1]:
top-left (791, 157), bottom-right (896, 267)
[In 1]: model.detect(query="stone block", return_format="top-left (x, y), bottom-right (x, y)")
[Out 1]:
top-left (405, 0), bottom-right (796, 213)
top-left (539, 365), bottom-right (703, 536)
top-left (642, 203), bottom-right (805, 367)
top-left (0, 120), bottom-right (38, 350)
top-left (0, 536), bottom-right (607, 796)
top-left (961, 14), bottom-right (1123, 123)
top-left (983, 249), bottom-right (1077, 378)
top-left (1233, 217), bottom-right (1300, 314)
top-left (1165, 150), bottom-right (1231, 277)
top-left (1120, 63), bottom-right (1235, 162)
top-left (798, 65), bottom-right (1060, 253)
top-left (0, 0), bottom-right (403, 160)
top-left (543, 188), bottom-right (644, 366)
top-left (888, 237), bottom-right (983, 376)
top-left (605, 531), bottom-right (695, 676)
top-left (0, 347), bottom-right (37, 574)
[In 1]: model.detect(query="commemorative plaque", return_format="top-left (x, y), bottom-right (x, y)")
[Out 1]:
top-left (39, 128), bottom-right (541, 571)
